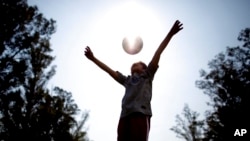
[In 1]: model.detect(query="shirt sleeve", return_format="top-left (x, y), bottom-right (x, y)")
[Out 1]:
top-left (146, 63), bottom-right (159, 80)
top-left (115, 71), bottom-right (127, 86)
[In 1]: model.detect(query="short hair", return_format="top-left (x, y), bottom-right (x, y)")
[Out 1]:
top-left (138, 61), bottom-right (147, 70)
top-left (131, 61), bottom-right (147, 70)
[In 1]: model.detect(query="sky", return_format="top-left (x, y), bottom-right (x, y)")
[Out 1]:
top-left (28, 0), bottom-right (250, 141)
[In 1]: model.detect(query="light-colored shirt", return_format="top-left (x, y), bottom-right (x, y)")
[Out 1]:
top-left (116, 64), bottom-right (158, 118)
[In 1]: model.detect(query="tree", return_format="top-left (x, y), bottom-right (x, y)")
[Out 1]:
top-left (0, 0), bottom-right (89, 140)
top-left (195, 28), bottom-right (250, 141)
top-left (171, 28), bottom-right (250, 141)
top-left (171, 104), bottom-right (205, 141)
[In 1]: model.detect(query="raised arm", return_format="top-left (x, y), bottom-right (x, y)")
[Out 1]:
top-left (149, 20), bottom-right (183, 68)
top-left (84, 46), bottom-right (119, 81)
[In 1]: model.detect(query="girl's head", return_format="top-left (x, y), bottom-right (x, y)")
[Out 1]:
top-left (131, 61), bottom-right (147, 75)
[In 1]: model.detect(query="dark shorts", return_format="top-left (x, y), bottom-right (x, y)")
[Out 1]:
top-left (117, 112), bottom-right (151, 141)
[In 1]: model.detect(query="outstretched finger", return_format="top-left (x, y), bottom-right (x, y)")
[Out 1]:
top-left (85, 46), bottom-right (90, 53)
top-left (179, 23), bottom-right (183, 30)
top-left (176, 20), bottom-right (183, 30)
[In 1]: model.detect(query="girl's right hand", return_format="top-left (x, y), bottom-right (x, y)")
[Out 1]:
top-left (84, 46), bottom-right (94, 60)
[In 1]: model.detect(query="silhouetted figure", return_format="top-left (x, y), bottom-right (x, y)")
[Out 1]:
top-left (84, 20), bottom-right (183, 141)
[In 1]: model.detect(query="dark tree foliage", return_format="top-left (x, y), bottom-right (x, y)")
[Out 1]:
top-left (171, 104), bottom-right (205, 141)
top-left (0, 0), bottom-right (89, 140)
top-left (195, 28), bottom-right (250, 141)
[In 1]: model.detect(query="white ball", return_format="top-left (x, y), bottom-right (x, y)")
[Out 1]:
top-left (122, 36), bottom-right (143, 55)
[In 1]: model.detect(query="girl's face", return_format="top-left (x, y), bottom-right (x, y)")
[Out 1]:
top-left (131, 62), bottom-right (145, 75)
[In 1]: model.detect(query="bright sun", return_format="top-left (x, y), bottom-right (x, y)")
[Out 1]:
top-left (90, 1), bottom-right (163, 55)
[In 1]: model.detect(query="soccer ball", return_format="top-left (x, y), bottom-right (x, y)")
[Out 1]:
top-left (122, 35), bottom-right (143, 55)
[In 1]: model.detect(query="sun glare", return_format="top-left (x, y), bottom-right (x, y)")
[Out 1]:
top-left (90, 1), bottom-right (163, 56)
top-left (118, 1), bottom-right (152, 37)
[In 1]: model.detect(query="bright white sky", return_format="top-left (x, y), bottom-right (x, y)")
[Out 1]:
top-left (28, 0), bottom-right (250, 141)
